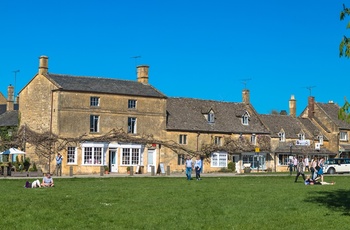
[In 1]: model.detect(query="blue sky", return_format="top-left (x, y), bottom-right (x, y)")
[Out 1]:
top-left (0, 0), bottom-right (348, 115)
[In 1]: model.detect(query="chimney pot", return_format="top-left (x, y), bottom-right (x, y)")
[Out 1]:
top-left (289, 95), bottom-right (296, 118)
top-left (242, 89), bottom-right (250, 104)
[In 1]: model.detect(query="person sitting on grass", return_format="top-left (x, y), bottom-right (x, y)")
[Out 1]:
top-left (24, 179), bottom-right (41, 188)
top-left (304, 175), bottom-right (335, 185)
top-left (41, 173), bottom-right (54, 187)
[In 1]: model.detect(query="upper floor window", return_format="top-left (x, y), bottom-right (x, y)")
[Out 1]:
top-left (242, 111), bottom-right (250, 125)
top-left (128, 99), bottom-right (137, 109)
top-left (340, 131), bottom-right (348, 141)
top-left (208, 111), bottom-right (215, 123)
top-left (251, 134), bottom-right (256, 145)
top-left (298, 132), bottom-right (305, 140)
top-left (128, 117), bottom-right (137, 134)
top-left (214, 136), bottom-right (222, 146)
top-left (278, 132), bottom-right (286, 142)
top-left (179, 134), bottom-right (187, 144)
top-left (318, 135), bottom-right (324, 145)
top-left (90, 97), bottom-right (100, 107)
top-left (90, 115), bottom-right (100, 133)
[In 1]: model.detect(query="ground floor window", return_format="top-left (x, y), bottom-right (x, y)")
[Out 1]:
top-left (211, 152), bottom-right (227, 167)
top-left (122, 148), bottom-right (141, 165)
top-left (278, 154), bottom-right (291, 166)
top-left (242, 153), bottom-right (266, 169)
top-left (83, 147), bottom-right (103, 165)
top-left (67, 147), bottom-right (77, 164)
top-left (178, 154), bottom-right (185, 165)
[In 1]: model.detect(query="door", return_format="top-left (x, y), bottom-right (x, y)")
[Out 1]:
top-left (147, 149), bottom-right (156, 172)
top-left (233, 155), bottom-right (240, 173)
top-left (109, 149), bottom-right (118, 172)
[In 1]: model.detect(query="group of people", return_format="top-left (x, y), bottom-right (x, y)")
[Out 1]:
top-left (24, 173), bottom-right (55, 188)
top-left (185, 155), bottom-right (202, 181)
top-left (290, 156), bottom-right (334, 185)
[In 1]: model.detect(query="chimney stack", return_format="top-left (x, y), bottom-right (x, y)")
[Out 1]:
top-left (308, 96), bottom-right (315, 119)
top-left (39, 55), bottom-right (49, 75)
top-left (6, 85), bottom-right (14, 111)
top-left (137, 65), bottom-right (149, 84)
top-left (242, 89), bottom-right (250, 104)
top-left (289, 95), bottom-right (296, 118)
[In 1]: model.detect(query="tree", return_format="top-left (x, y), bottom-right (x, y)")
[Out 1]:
top-left (339, 4), bottom-right (350, 57)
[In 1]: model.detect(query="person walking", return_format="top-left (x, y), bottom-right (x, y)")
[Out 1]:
top-left (194, 155), bottom-right (202, 181)
top-left (310, 157), bottom-right (318, 180)
top-left (295, 158), bottom-right (306, 183)
top-left (185, 155), bottom-right (193, 181)
top-left (304, 156), bottom-right (309, 172)
top-left (293, 157), bottom-right (298, 171)
top-left (56, 153), bottom-right (63, 176)
top-left (317, 157), bottom-right (325, 182)
top-left (288, 159), bottom-right (293, 176)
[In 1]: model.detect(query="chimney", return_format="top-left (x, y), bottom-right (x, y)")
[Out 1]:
top-left (39, 55), bottom-right (49, 75)
top-left (6, 85), bottom-right (14, 111)
top-left (308, 96), bottom-right (315, 119)
top-left (137, 65), bottom-right (149, 84)
top-left (289, 95), bottom-right (296, 118)
top-left (242, 89), bottom-right (250, 104)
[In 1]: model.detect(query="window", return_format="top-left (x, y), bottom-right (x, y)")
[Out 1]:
top-left (251, 134), bottom-right (256, 145)
top-left (211, 152), bottom-right (227, 167)
top-left (178, 154), bottom-right (185, 165)
top-left (318, 135), bottom-right (324, 145)
top-left (128, 99), bottom-right (137, 109)
top-left (242, 112), bottom-right (250, 125)
top-left (278, 154), bottom-right (291, 166)
top-left (83, 147), bottom-right (103, 165)
top-left (243, 154), bottom-right (266, 169)
top-left (214, 136), bottom-right (222, 146)
top-left (90, 115), bottom-right (100, 132)
top-left (298, 133), bottom-right (305, 140)
top-left (122, 148), bottom-right (141, 165)
top-left (67, 147), bottom-right (77, 164)
top-left (208, 112), bottom-right (215, 123)
top-left (128, 117), bottom-right (137, 134)
top-left (179, 134), bottom-right (187, 144)
top-left (90, 97), bottom-right (100, 107)
top-left (340, 132), bottom-right (348, 141)
top-left (278, 132), bottom-right (285, 142)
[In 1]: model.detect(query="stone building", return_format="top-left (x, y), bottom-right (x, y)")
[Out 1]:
top-left (300, 96), bottom-right (350, 158)
top-left (164, 90), bottom-right (271, 173)
top-left (19, 56), bottom-right (167, 174)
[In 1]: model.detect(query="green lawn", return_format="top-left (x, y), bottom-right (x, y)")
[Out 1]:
top-left (1, 175), bottom-right (350, 229)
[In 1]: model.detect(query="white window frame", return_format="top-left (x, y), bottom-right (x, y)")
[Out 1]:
top-left (178, 154), bottom-right (185, 165)
top-left (128, 99), bottom-right (137, 109)
top-left (278, 132), bottom-right (286, 142)
top-left (128, 117), bottom-right (137, 134)
top-left (90, 115), bottom-right (100, 133)
top-left (208, 112), bottom-right (215, 123)
top-left (179, 134), bottom-right (187, 144)
top-left (67, 147), bottom-right (77, 164)
top-left (242, 111), bottom-right (250, 125)
top-left (340, 131), bottom-right (348, 141)
top-left (90, 97), bottom-right (100, 107)
top-left (251, 134), bottom-right (256, 145)
top-left (81, 143), bottom-right (107, 166)
top-left (214, 136), bottom-right (222, 146)
top-left (298, 133), bottom-right (305, 140)
top-left (121, 147), bottom-right (141, 166)
top-left (318, 135), bottom-right (324, 145)
top-left (211, 152), bottom-right (227, 167)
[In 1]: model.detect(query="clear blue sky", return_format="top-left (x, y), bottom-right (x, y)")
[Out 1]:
top-left (0, 0), bottom-right (348, 115)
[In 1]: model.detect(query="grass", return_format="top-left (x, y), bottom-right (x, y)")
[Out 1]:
top-left (1, 175), bottom-right (350, 229)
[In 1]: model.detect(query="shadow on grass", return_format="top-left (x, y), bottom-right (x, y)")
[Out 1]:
top-left (306, 189), bottom-right (350, 216)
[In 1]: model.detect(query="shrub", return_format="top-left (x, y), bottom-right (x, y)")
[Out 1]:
top-left (227, 161), bottom-right (235, 172)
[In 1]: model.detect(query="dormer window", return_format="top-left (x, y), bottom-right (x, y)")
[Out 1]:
top-left (242, 111), bottom-right (250, 125)
top-left (208, 112), bottom-right (215, 123)
top-left (340, 131), bottom-right (348, 141)
top-left (278, 131), bottom-right (286, 142)
top-left (298, 131), bottom-right (305, 140)
top-left (318, 135), bottom-right (324, 145)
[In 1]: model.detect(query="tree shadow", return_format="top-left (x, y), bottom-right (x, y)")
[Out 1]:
top-left (305, 189), bottom-right (350, 216)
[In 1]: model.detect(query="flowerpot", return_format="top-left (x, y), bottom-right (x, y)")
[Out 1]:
top-left (105, 171), bottom-right (109, 174)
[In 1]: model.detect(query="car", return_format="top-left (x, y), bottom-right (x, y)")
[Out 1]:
top-left (323, 158), bottom-right (350, 174)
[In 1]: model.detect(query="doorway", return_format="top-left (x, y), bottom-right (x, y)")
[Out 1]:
top-left (109, 149), bottom-right (118, 173)
top-left (147, 149), bottom-right (156, 173)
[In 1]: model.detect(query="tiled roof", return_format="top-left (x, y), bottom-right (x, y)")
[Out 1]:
top-left (274, 141), bottom-right (336, 155)
top-left (259, 114), bottom-right (309, 138)
top-left (0, 110), bottom-right (18, 127)
top-left (166, 97), bottom-right (269, 134)
top-left (298, 117), bottom-right (328, 141)
top-left (316, 102), bottom-right (350, 130)
top-left (46, 74), bottom-right (166, 98)
top-left (0, 104), bottom-right (19, 115)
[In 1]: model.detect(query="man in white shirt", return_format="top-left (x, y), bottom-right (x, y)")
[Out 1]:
top-left (185, 155), bottom-right (193, 180)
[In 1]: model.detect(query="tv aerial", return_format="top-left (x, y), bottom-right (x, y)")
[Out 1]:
top-left (304, 86), bottom-right (316, 96)
top-left (241, 78), bottom-right (252, 89)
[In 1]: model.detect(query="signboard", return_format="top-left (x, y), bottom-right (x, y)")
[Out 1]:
top-left (159, 163), bottom-right (165, 174)
top-left (295, 140), bottom-right (310, 146)
top-left (255, 147), bottom-right (260, 153)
